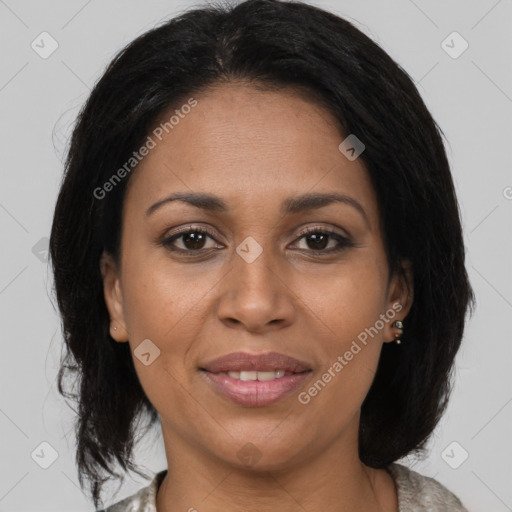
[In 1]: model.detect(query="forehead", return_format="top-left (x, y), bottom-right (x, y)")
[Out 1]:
top-left (123, 83), bottom-right (378, 223)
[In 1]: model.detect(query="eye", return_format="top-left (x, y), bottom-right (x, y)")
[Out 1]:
top-left (292, 226), bottom-right (354, 254)
top-left (159, 224), bottom-right (354, 257)
top-left (160, 225), bottom-right (222, 254)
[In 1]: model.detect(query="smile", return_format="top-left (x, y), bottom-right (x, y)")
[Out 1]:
top-left (199, 350), bottom-right (313, 406)
top-left (201, 369), bottom-right (311, 407)
top-left (218, 370), bottom-right (292, 381)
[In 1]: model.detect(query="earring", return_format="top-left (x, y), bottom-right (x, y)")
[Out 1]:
top-left (392, 320), bottom-right (403, 344)
top-left (113, 326), bottom-right (117, 331)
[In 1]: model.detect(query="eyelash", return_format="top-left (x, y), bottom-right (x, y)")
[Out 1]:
top-left (160, 225), bottom-right (354, 257)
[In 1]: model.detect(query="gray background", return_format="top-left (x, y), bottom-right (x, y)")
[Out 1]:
top-left (0, 0), bottom-right (511, 510)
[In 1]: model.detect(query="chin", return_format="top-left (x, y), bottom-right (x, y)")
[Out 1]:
top-left (212, 435), bottom-right (309, 473)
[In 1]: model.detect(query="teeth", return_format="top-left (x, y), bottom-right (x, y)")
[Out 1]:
top-left (239, 371), bottom-right (257, 381)
top-left (257, 370), bottom-right (284, 381)
top-left (226, 370), bottom-right (287, 381)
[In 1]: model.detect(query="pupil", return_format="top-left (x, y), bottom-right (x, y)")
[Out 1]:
top-left (184, 232), bottom-right (205, 250)
top-left (308, 233), bottom-right (327, 250)
top-left (180, 232), bottom-right (330, 251)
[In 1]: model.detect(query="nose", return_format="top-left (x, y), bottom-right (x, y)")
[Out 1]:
top-left (215, 244), bottom-right (297, 333)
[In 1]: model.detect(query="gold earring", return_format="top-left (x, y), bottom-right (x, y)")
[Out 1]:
top-left (392, 320), bottom-right (403, 344)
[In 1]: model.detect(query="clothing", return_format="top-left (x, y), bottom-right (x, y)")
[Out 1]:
top-left (98, 462), bottom-right (469, 511)
top-left (386, 463), bottom-right (469, 511)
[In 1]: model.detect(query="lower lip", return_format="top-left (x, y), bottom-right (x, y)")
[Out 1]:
top-left (201, 370), bottom-right (311, 407)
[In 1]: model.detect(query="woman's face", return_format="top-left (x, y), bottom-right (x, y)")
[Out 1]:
top-left (102, 82), bottom-right (412, 470)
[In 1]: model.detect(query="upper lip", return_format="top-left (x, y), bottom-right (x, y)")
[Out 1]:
top-left (200, 351), bottom-right (311, 373)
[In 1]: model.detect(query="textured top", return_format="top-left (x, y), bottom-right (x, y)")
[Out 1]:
top-left (98, 462), bottom-right (469, 511)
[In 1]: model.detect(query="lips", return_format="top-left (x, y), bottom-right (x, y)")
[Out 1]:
top-left (200, 351), bottom-right (311, 374)
top-left (199, 351), bottom-right (312, 406)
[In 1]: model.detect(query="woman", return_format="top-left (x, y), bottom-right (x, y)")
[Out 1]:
top-left (49, 0), bottom-right (475, 510)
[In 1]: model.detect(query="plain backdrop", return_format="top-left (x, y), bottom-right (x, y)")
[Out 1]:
top-left (0, 0), bottom-right (511, 510)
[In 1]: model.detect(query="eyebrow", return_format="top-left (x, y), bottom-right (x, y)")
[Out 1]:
top-left (145, 191), bottom-right (370, 227)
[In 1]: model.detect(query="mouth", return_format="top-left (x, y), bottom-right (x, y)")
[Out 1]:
top-left (211, 369), bottom-right (299, 381)
top-left (199, 351), bottom-right (312, 407)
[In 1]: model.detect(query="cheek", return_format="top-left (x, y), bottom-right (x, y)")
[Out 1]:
top-left (119, 263), bottom-right (200, 416)
top-left (297, 257), bottom-right (387, 345)
top-left (119, 249), bottom-right (227, 399)
top-left (120, 249), bottom-right (218, 342)
top-left (295, 259), bottom-right (387, 406)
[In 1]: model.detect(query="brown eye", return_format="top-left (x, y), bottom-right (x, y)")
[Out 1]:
top-left (293, 227), bottom-right (354, 254)
top-left (177, 231), bottom-right (208, 250)
top-left (303, 232), bottom-right (330, 250)
top-left (161, 226), bottom-right (221, 254)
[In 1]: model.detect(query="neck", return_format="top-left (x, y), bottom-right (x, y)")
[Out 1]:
top-left (155, 419), bottom-right (397, 512)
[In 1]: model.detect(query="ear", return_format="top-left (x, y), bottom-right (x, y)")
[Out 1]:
top-left (100, 251), bottom-right (129, 342)
top-left (383, 259), bottom-right (413, 343)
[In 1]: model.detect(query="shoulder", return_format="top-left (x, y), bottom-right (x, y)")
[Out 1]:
top-left (96, 470), bottom-right (166, 512)
top-left (386, 462), bottom-right (469, 512)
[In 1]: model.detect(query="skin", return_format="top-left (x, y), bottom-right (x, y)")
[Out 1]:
top-left (101, 82), bottom-right (413, 512)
